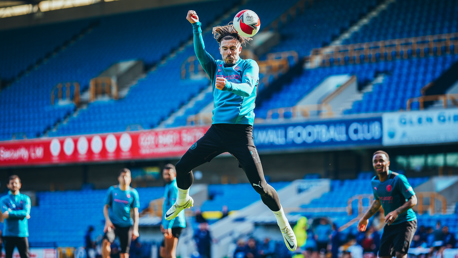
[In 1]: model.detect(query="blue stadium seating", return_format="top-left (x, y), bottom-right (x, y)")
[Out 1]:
top-left (344, 0), bottom-right (458, 44)
top-left (256, 55), bottom-right (458, 119)
top-left (269, 0), bottom-right (378, 57)
top-left (201, 181), bottom-right (290, 212)
top-left (0, 20), bottom-right (92, 81)
top-left (0, 1), bottom-right (237, 140)
top-left (27, 187), bottom-right (164, 247)
top-left (344, 56), bottom-right (458, 115)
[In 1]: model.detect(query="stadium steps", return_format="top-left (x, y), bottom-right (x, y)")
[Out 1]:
top-left (330, 0), bottom-right (396, 46)
top-left (1, 21), bottom-right (99, 91)
top-left (158, 84), bottom-right (212, 128)
top-left (338, 73), bottom-right (386, 113)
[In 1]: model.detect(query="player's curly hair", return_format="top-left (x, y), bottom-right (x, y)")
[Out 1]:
top-left (212, 24), bottom-right (253, 46)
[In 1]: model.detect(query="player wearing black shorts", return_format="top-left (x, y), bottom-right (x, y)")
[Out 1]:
top-left (164, 10), bottom-right (297, 252)
top-left (160, 165), bottom-right (186, 258)
top-left (102, 169), bottom-right (140, 258)
top-left (0, 176), bottom-right (31, 258)
top-left (358, 150), bottom-right (418, 258)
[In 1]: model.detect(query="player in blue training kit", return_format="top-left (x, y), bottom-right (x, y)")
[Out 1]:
top-left (165, 10), bottom-right (297, 251)
top-left (0, 175), bottom-right (31, 258)
top-left (358, 150), bottom-right (418, 258)
top-left (102, 169), bottom-right (140, 258)
top-left (160, 164), bottom-right (186, 258)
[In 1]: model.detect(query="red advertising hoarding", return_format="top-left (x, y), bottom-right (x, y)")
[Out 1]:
top-left (0, 126), bottom-right (210, 167)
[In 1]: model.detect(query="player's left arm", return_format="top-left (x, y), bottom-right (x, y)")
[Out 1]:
top-left (131, 190), bottom-right (140, 240)
top-left (385, 175), bottom-right (417, 225)
top-left (216, 60), bottom-right (259, 97)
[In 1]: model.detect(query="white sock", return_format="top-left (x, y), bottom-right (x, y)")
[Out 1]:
top-left (273, 207), bottom-right (289, 229)
top-left (177, 188), bottom-right (190, 205)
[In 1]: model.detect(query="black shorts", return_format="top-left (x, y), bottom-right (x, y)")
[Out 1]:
top-left (317, 242), bottom-right (328, 253)
top-left (161, 227), bottom-right (184, 247)
top-left (4, 237), bottom-right (29, 258)
top-left (379, 220), bottom-right (417, 256)
top-left (170, 227), bottom-right (183, 238)
top-left (103, 225), bottom-right (132, 253)
top-left (176, 124), bottom-right (281, 211)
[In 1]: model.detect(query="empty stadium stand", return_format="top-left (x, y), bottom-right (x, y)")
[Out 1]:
top-left (0, 1), bottom-right (237, 140)
top-left (343, 0), bottom-right (458, 44)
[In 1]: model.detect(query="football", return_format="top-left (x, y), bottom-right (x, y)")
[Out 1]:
top-left (233, 9), bottom-right (261, 37)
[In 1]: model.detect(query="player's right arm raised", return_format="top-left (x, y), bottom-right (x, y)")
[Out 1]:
top-left (187, 10), bottom-right (216, 78)
top-left (358, 199), bottom-right (381, 232)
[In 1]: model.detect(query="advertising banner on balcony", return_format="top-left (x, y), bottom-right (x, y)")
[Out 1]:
top-left (382, 109), bottom-right (458, 146)
top-left (0, 116), bottom-right (385, 167)
top-left (0, 126), bottom-right (209, 167)
top-left (253, 116), bottom-right (383, 151)
top-left (1, 248), bottom-right (57, 258)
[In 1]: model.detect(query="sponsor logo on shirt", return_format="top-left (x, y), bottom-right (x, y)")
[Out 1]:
top-left (114, 198), bottom-right (129, 204)
top-left (379, 196), bottom-right (393, 204)
top-left (217, 74), bottom-right (241, 82)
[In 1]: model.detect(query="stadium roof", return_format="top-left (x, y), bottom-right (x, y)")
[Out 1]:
top-left (0, 0), bottom-right (116, 18)
top-left (1, 0), bottom-right (45, 8)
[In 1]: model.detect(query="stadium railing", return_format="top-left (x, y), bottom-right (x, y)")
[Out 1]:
top-left (187, 113), bottom-right (212, 125)
top-left (348, 192), bottom-right (447, 216)
top-left (89, 77), bottom-right (118, 101)
top-left (265, 104), bottom-right (334, 119)
top-left (416, 192), bottom-right (447, 215)
top-left (50, 82), bottom-right (80, 105)
top-left (263, 75), bottom-right (357, 120)
top-left (347, 194), bottom-right (374, 216)
top-left (307, 32), bottom-right (458, 68)
top-left (406, 93), bottom-right (458, 110)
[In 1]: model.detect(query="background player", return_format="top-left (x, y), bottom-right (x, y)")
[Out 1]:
top-left (0, 175), bottom-right (31, 258)
top-left (358, 150), bottom-right (418, 258)
top-left (160, 164), bottom-right (186, 258)
top-left (165, 10), bottom-right (297, 251)
top-left (102, 169), bottom-right (140, 258)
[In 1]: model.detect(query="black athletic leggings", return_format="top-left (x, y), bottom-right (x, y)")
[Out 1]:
top-left (4, 237), bottom-right (29, 258)
top-left (175, 124), bottom-right (281, 211)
